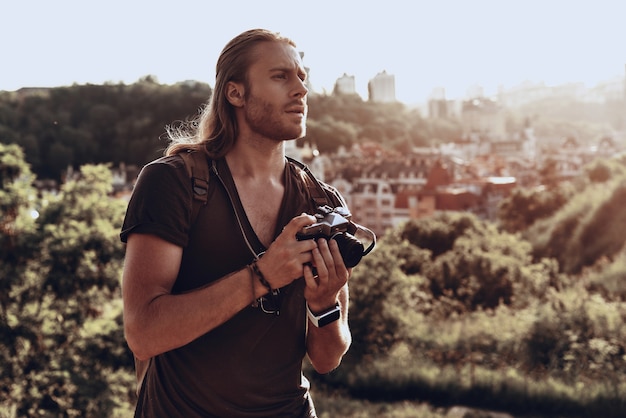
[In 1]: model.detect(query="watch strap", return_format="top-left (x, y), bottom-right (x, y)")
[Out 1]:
top-left (307, 303), bottom-right (341, 327)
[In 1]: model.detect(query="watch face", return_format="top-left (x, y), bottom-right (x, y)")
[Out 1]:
top-left (318, 308), bottom-right (341, 327)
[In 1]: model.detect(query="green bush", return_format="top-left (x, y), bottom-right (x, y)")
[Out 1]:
top-left (0, 147), bottom-right (134, 416)
top-left (523, 158), bottom-right (626, 275)
top-left (330, 207), bottom-right (626, 417)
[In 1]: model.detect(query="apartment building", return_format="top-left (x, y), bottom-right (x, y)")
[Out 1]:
top-left (368, 70), bottom-right (396, 103)
top-left (334, 73), bottom-right (357, 95)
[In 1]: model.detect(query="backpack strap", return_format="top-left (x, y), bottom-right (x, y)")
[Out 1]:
top-left (180, 149), bottom-right (211, 225)
top-left (286, 156), bottom-right (331, 208)
top-left (134, 149), bottom-right (212, 395)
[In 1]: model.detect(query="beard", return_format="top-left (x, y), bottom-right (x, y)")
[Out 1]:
top-left (244, 93), bottom-right (307, 141)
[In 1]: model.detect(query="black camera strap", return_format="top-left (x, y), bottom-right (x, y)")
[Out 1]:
top-left (286, 157), bottom-right (332, 208)
top-left (287, 157), bottom-right (377, 259)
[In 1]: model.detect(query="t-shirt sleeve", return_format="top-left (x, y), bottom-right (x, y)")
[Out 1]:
top-left (120, 156), bottom-right (192, 247)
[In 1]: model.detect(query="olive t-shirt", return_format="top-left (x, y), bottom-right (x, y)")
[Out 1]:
top-left (120, 155), bottom-right (344, 417)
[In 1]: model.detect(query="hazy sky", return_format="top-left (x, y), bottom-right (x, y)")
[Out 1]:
top-left (2, 0), bottom-right (625, 104)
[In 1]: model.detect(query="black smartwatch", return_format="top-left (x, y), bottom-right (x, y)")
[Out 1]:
top-left (306, 303), bottom-right (341, 327)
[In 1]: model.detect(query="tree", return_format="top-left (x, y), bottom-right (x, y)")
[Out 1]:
top-left (0, 146), bottom-right (134, 416)
top-left (395, 212), bottom-right (558, 312)
top-left (344, 211), bottom-right (561, 364)
top-left (538, 157), bottom-right (561, 188)
top-left (0, 81), bottom-right (213, 180)
top-left (347, 240), bottom-right (416, 359)
top-left (399, 212), bottom-right (479, 258)
top-left (584, 157), bottom-right (626, 183)
top-left (525, 159), bottom-right (626, 274)
top-left (497, 185), bottom-right (573, 233)
top-left (305, 116), bottom-right (358, 154)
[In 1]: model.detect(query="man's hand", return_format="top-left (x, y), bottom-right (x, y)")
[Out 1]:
top-left (303, 238), bottom-right (351, 312)
top-left (255, 213), bottom-right (318, 289)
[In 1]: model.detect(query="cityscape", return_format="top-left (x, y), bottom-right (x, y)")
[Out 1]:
top-left (102, 64), bottom-right (626, 239)
top-left (278, 65), bottom-right (626, 237)
top-left (18, 62), bottom-right (625, 240)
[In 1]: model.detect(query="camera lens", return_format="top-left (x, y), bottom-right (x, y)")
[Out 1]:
top-left (332, 233), bottom-right (364, 268)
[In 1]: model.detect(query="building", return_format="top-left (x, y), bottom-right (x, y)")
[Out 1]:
top-left (350, 178), bottom-right (396, 234)
top-left (368, 70), bottom-right (396, 103)
top-left (460, 97), bottom-right (506, 140)
top-left (334, 73), bottom-right (357, 95)
top-left (497, 81), bottom-right (552, 108)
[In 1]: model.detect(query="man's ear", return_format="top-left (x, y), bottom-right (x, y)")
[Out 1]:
top-left (226, 81), bottom-right (245, 107)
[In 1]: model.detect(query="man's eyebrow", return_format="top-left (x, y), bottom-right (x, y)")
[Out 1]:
top-left (268, 66), bottom-right (293, 72)
top-left (269, 64), bottom-right (306, 73)
top-left (268, 65), bottom-right (307, 79)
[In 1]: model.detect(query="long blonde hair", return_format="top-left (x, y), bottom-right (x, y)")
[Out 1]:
top-left (165, 29), bottom-right (297, 158)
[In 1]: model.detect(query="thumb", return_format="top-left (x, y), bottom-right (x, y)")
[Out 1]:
top-left (284, 213), bottom-right (316, 236)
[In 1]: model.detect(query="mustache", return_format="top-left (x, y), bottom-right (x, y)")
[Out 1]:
top-left (285, 101), bottom-right (307, 113)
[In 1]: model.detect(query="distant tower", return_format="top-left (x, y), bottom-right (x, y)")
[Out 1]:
top-left (334, 73), bottom-right (357, 95)
top-left (466, 84), bottom-right (484, 99)
top-left (368, 70), bottom-right (396, 103)
top-left (428, 87), bottom-right (449, 118)
top-left (461, 97), bottom-right (506, 139)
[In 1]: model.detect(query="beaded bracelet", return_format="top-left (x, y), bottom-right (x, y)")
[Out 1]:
top-left (251, 260), bottom-right (280, 315)
top-left (246, 264), bottom-right (259, 308)
top-left (251, 261), bottom-right (272, 294)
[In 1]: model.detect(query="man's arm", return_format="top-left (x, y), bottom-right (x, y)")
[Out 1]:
top-left (122, 233), bottom-right (259, 360)
top-left (304, 239), bottom-right (352, 373)
top-left (122, 215), bottom-right (319, 360)
top-left (305, 284), bottom-right (351, 373)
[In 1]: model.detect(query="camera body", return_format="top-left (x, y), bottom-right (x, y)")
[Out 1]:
top-left (296, 205), bottom-right (370, 268)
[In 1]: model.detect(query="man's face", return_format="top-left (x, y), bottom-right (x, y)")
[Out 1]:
top-left (242, 41), bottom-right (308, 142)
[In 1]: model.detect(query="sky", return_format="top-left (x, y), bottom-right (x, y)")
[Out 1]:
top-left (2, 0), bottom-right (625, 105)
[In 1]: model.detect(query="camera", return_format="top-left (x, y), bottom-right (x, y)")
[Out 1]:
top-left (296, 205), bottom-right (376, 268)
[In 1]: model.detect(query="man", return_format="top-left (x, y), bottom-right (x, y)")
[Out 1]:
top-left (120, 29), bottom-right (353, 417)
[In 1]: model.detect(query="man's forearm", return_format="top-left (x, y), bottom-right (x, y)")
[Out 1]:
top-left (306, 316), bottom-right (352, 373)
top-left (125, 265), bottom-right (265, 360)
top-left (306, 287), bottom-right (352, 373)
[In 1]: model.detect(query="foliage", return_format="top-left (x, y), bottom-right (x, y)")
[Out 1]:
top-left (305, 116), bottom-right (359, 154)
top-left (398, 212), bottom-right (478, 258)
top-left (2, 80), bottom-right (618, 183)
top-left (496, 155), bottom-right (626, 275)
top-left (584, 157), bottom-right (626, 183)
top-left (497, 183), bottom-right (574, 233)
top-left (0, 143), bottom-right (38, 265)
top-left (524, 163), bottom-right (626, 274)
top-left (323, 202), bottom-right (626, 417)
top-left (311, 383), bottom-right (448, 418)
top-left (306, 94), bottom-right (433, 149)
top-left (399, 212), bottom-right (561, 311)
top-left (332, 274), bottom-right (626, 417)
top-left (344, 211), bottom-right (560, 360)
top-left (346, 240), bottom-right (413, 359)
top-left (1, 85), bottom-right (464, 181)
top-left (0, 145), bottom-right (134, 416)
top-left (0, 151), bottom-right (624, 415)
top-left (0, 81), bottom-right (212, 180)
top-left (585, 247), bottom-right (626, 300)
